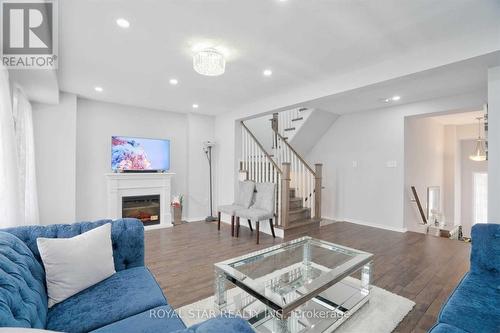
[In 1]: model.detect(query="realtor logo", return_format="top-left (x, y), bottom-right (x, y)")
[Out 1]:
top-left (1, 0), bottom-right (58, 69)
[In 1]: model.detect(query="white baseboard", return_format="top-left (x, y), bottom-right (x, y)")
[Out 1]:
top-left (145, 223), bottom-right (171, 231)
top-left (184, 217), bottom-right (206, 222)
top-left (325, 216), bottom-right (407, 233)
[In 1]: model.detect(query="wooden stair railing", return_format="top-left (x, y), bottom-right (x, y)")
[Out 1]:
top-left (240, 122), bottom-right (283, 226)
top-left (240, 121), bottom-right (322, 229)
top-left (273, 129), bottom-right (322, 220)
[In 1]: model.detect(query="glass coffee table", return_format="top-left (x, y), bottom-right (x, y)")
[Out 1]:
top-left (214, 236), bottom-right (373, 332)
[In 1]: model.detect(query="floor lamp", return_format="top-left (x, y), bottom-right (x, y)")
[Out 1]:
top-left (204, 141), bottom-right (217, 222)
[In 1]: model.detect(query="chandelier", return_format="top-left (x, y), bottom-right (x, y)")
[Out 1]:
top-left (469, 117), bottom-right (487, 162)
top-left (193, 48), bottom-right (225, 76)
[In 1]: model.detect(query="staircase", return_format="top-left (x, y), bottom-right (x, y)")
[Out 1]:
top-left (286, 188), bottom-right (318, 230)
top-left (240, 114), bottom-right (322, 235)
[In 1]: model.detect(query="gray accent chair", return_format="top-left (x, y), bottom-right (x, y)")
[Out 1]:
top-left (235, 182), bottom-right (276, 244)
top-left (217, 180), bottom-right (255, 236)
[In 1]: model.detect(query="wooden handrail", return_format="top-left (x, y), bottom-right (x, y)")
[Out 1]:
top-left (281, 162), bottom-right (291, 228)
top-left (273, 129), bottom-right (316, 176)
top-left (241, 121), bottom-right (282, 174)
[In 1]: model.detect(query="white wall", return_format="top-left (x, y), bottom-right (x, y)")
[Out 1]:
top-left (443, 125), bottom-right (457, 225)
top-left (306, 108), bottom-right (405, 231)
top-left (32, 92), bottom-right (77, 224)
top-left (488, 66), bottom-right (500, 224)
top-left (32, 96), bottom-right (215, 223)
top-left (187, 113), bottom-right (216, 221)
top-left (289, 109), bottom-right (338, 156)
top-left (75, 98), bottom-right (190, 221)
top-left (404, 117), bottom-right (445, 233)
top-left (244, 114), bottom-right (274, 152)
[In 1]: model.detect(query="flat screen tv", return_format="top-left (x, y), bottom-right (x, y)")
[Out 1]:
top-left (111, 136), bottom-right (170, 172)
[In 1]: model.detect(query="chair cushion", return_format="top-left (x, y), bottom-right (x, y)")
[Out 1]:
top-left (0, 232), bottom-right (47, 329)
top-left (253, 183), bottom-right (275, 212)
top-left (2, 219), bottom-right (144, 272)
top-left (234, 181), bottom-right (255, 209)
top-left (236, 208), bottom-right (273, 221)
top-left (91, 305), bottom-right (186, 333)
top-left (46, 267), bottom-right (168, 333)
top-left (428, 323), bottom-right (468, 333)
top-left (218, 204), bottom-right (245, 215)
top-left (439, 272), bottom-right (500, 333)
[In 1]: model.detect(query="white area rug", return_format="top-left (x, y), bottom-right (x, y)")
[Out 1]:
top-left (176, 282), bottom-right (415, 333)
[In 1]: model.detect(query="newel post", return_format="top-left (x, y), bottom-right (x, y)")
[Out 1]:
top-left (271, 113), bottom-right (278, 131)
top-left (314, 163), bottom-right (322, 220)
top-left (239, 161), bottom-right (248, 181)
top-left (271, 113), bottom-right (278, 149)
top-left (281, 162), bottom-right (291, 228)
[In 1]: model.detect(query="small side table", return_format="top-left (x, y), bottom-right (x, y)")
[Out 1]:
top-left (428, 224), bottom-right (461, 239)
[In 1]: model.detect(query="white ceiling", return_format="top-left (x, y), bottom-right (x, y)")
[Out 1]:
top-left (10, 69), bottom-right (59, 104)
top-left (57, 0), bottom-right (500, 115)
top-left (301, 52), bottom-right (500, 115)
top-left (430, 110), bottom-right (486, 126)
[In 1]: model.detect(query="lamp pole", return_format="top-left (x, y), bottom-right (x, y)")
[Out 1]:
top-left (205, 144), bottom-right (216, 222)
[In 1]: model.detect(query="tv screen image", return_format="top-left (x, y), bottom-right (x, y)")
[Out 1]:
top-left (111, 136), bottom-right (170, 171)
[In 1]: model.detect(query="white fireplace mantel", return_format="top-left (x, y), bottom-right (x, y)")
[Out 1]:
top-left (105, 172), bottom-right (175, 229)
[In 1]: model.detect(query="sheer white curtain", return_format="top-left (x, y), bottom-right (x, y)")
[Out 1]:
top-left (12, 85), bottom-right (40, 225)
top-left (0, 67), bottom-right (21, 227)
top-left (473, 172), bottom-right (488, 224)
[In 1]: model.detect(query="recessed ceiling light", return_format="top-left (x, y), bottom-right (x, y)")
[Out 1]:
top-left (116, 18), bottom-right (130, 29)
top-left (381, 95), bottom-right (401, 103)
top-left (263, 69), bottom-right (273, 77)
top-left (94, 86), bottom-right (103, 92)
top-left (192, 104), bottom-right (199, 109)
top-left (169, 78), bottom-right (178, 85)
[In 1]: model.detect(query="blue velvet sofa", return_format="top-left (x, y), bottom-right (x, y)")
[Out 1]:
top-left (429, 224), bottom-right (500, 333)
top-left (0, 219), bottom-right (254, 333)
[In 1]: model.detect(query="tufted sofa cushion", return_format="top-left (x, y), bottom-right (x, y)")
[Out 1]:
top-left (470, 223), bottom-right (500, 276)
top-left (0, 231), bottom-right (48, 328)
top-left (2, 218), bottom-right (144, 272)
top-left (46, 267), bottom-right (168, 333)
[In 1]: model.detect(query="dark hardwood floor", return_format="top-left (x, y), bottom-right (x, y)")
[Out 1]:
top-left (145, 221), bottom-right (470, 333)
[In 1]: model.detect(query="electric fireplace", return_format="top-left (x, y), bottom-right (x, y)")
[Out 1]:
top-left (122, 195), bottom-right (160, 226)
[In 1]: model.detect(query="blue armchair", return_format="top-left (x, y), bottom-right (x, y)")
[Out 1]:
top-left (0, 219), bottom-right (254, 333)
top-left (429, 223), bottom-right (500, 333)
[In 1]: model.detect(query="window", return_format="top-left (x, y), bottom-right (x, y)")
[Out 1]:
top-left (473, 173), bottom-right (488, 224)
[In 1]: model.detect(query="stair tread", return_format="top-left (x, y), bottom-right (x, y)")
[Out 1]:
top-left (284, 127), bottom-right (296, 131)
top-left (289, 197), bottom-right (303, 202)
top-left (291, 117), bottom-right (303, 122)
top-left (289, 207), bottom-right (309, 214)
top-left (277, 218), bottom-right (320, 230)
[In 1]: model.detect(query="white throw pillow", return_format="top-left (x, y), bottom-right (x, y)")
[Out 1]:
top-left (37, 223), bottom-right (116, 308)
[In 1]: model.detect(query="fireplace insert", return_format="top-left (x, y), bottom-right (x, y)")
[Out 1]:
top-left (122, 195), bottom-right (160, 226)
